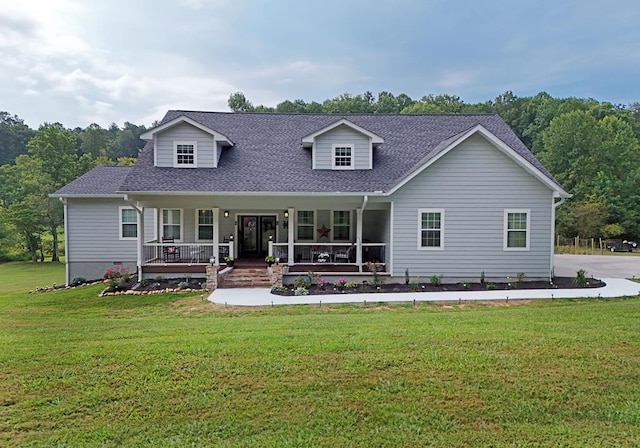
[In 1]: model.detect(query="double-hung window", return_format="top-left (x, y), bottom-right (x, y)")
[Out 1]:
top-left (297, 211), bottom-right (315, 240)
top-left (504, 209), bottom-right (530, 250)
top-left (196, 209), bottom-right (214, 241)
top-left (119, 207), bottom-right (137, 239)
top-left (162, 209), bottom-right (182, 240)
top-left (418, 209), bottom-right (444, 249)
top-left (333, 211), bottom-right (351, 241)
top-left (332, 144), bottom-right (353, 169)
top-left (174, 141), bottom-right (197, 167)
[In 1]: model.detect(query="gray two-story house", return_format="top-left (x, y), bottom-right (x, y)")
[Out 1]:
top-left (52, 111), bottom-right (570, 286)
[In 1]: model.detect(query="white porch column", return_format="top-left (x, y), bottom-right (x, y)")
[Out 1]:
top-left (137, 206), bottom-right (145, 277)
top-left (287, 207), bottom-right (295, 266)
top-left (212, 207), bottom-right (220, 266)
top-left (356, 208), bottom-right (363, 272)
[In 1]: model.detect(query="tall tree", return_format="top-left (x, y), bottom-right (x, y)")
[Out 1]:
top-left (0, 112), bottom-right (35, 165)
top-left (21, 124), bottom-right (94, 261)
top-left (80, 123), bottom-right (111, 158)
top-left (228, 92), bottom-right (255, 112)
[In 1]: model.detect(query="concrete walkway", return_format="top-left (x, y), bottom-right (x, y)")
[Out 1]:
top-left (208, 278), bottom-right (640, 307)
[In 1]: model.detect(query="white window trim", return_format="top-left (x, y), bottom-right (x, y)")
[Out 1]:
top-left (331, 143), bottom-right (354, 170)
top-left (417, 208), bottom-right (444, 250)
top-left (296, 210), bottom-right (316, 242)
top-left (119, 206), bottom-right (138, 240)
top-left (195, 209), bottom-right (214, 242)
top-left (161, 208), bottom-right (183, 242)
top-left (331, 210), bottom-right (353, 242)
top-left (173, 141), bottom-right (197, 168)
top-left (504, 209), bottom-right (530, 251)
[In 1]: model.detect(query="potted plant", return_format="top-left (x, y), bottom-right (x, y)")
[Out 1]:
top-left (265, 255), bottom-right (275, 266)
top-left (224, 256), bottom-right (234, 267)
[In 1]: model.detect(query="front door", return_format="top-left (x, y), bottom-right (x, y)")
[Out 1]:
top-left (238, 215), bottom-right (276, 259)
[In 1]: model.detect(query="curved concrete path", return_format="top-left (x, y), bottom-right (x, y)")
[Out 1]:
top-left (208, 278), bottom-right (640, 307)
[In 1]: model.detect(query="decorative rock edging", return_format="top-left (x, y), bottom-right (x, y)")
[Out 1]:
top-left (30, 281), bottom-right (103, 294)
top-left (99, 287), bottom-right (204, 297)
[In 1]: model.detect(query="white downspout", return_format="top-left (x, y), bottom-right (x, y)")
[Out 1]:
top-left (61, 198), bottom-right (70, 286)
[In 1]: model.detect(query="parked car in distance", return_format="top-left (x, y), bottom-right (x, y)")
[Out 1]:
top-left (604, 239), bottom-right (637, 252)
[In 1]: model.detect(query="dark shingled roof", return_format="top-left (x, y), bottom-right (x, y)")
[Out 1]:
top-left (56, 112), bottom-right (563, 196)
top-left (52, 166), bottom-right (132, 196)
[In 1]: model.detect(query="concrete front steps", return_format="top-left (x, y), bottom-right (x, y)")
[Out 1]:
top-left (222, 267), bottom-right (272, 288)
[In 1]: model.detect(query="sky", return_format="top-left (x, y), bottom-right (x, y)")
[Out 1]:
top-left (1, 0), bottom-right (639, 129)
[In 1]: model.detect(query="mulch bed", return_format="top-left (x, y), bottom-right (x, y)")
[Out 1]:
top-left (101, 278), bottom-right (206, 295)
top-left (271, 277), bottom-right (605, 296)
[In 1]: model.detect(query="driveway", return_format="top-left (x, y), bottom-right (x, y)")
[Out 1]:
top-left (555, 254), bottom-right (640, 279)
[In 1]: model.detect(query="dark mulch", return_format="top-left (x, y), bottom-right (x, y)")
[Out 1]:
top-left (272, 277), bottom-right (605, 296)
top-left (103, 278), bottom-right (206, 294)
top-left (134, 278), bottom-right (206, 292)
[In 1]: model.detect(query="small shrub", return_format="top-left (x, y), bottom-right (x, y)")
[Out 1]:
top-left (177, 281), bottom-right (190, 289)
top-left (140, 279), bottom-right (149, 287)
top-left (573, 269), bottom-right (587, 287)
top-left (517, 272), bottom-right (526, 283)
top-left (270, 285), bottom-right (287, 294)
top-left (294, 286), bottom-right (309, 296)
top-left (306, 272), bottom-right (321, 285)
top-left (317, 279), bottom-right (330, 290)
top-left (344, 281), bottom-right (359, 289)
top-left (70, 277), bottom-right (86, 287)
top-left (486, 283), bottom-right (496, 290)
top-left (293, 276), bottom-right (311, 289)
top-left (409, 278), bottom-right (420, 291)
top-left (366, 262), bottom-right (385, 286)
top-left (430, 275), bottom-right (442, 287)
top-left (334, 278), bottom-right (347, 289)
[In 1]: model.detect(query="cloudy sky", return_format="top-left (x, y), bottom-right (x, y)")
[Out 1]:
top-left (1, 0), bottom-right (639, 129)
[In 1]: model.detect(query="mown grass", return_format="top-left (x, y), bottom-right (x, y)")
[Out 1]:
top-left (1, 262), bottom-right (639, 446)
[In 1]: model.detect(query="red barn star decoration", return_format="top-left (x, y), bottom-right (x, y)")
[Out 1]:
top-left (317, 225), bottom-right (331, 238)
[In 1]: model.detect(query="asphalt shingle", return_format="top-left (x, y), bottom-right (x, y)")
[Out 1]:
top-left (55, 112), bottom-right (562, 196)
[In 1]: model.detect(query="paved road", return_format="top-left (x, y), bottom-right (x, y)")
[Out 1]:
top-left (554, 254), bottom-right (640, 279)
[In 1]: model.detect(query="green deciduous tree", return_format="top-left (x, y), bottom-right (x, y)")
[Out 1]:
top-left (19, 124), bottom-right (94, 261)
top-left (0, 112), bottom-right (35, 165)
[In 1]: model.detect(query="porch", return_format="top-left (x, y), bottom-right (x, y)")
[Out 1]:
top-left (129, 200), bottom-right (391, 278)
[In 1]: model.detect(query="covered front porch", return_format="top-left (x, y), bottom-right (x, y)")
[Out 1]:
top-left (128, 194), bottom-right (390, 278)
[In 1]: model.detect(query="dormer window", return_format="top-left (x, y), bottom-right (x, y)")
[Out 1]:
top-left (174, 141), bottom-right (197, 167)
top-left (332, 144), bottom-right (353, 170)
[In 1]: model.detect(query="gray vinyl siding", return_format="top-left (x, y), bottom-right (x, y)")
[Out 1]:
top-left (314, 125), bottom-right (371, 170)
top-left (155, 123), bottom-right (216, 168)
top-left (66, 198), bottom-right (138, 281)
top-left (390, 134), bottom-right (553, 280)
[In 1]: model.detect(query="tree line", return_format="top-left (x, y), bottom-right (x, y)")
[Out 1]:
top-left (0, 119), bottom-right (148, 261)
top-left (229, 90), bottom-right (640, 241)
top-left (1, 89), bottom-right (639, 262)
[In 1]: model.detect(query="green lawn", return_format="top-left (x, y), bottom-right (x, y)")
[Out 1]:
top-left (1, 263), bottom-right (639, 446)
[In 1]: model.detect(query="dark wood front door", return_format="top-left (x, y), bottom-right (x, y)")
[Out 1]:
top-left (238, 215), bottom-right (276, 259)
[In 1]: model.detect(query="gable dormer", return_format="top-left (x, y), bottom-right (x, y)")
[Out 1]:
top-left (302, 118), bottom-right (383, 170)
top-left (140, 116), bottom-right (233, 168)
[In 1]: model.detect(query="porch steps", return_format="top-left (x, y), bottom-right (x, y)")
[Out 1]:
top-left (222, 267), bottom-right (272, 288)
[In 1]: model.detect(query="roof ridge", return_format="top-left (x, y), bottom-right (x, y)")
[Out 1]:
top-left (170, 109), bottom-right (499, 118)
